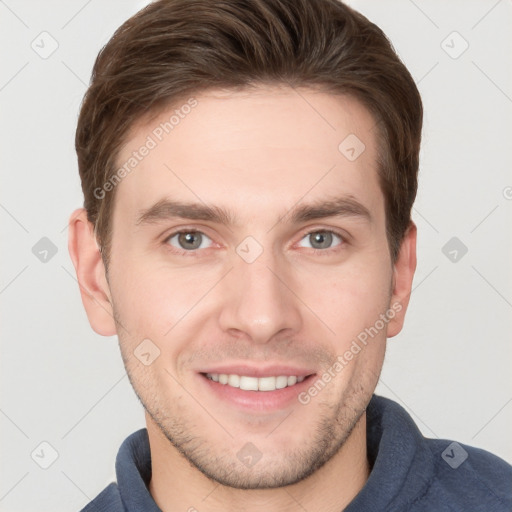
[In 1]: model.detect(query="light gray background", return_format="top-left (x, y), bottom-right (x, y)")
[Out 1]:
top-left (1, 1), bottom-right (511, 511)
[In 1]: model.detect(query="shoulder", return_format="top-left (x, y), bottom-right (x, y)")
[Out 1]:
top-left (365, 396), bottom-right (512, 511)
top-left (413, 438), bottom-right (512, 511)
top-left (79, 482), bottom-right (124, 512)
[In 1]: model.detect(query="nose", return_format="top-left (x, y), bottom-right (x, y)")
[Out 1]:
top-left (217, 247), bottom-right (303, 345)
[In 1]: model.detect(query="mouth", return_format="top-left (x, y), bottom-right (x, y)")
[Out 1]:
top-left (203, 373), bottom-right (308, 391)
top-left (198, 368), bottom-right (316, 412)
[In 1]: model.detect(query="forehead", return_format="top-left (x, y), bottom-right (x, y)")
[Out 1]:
top-left (113, 86), bottom-right (383, 226)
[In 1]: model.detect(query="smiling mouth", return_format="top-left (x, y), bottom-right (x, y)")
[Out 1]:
top-left (202, 373), bottom-right (313, 392)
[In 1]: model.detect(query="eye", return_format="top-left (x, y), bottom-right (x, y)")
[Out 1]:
top-left (298, 230), bottom-right (344, 251)
top-left (165, 230), bottom-right (213, 252)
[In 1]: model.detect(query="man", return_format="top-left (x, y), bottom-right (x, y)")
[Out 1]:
top-left (68, 0), bottom-right (512, 510)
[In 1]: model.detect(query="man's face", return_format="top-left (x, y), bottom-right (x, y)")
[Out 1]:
top-left (103, 86), bottom-right (407, 488)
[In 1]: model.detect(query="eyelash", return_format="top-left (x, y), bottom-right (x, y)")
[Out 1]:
top-left (162, 227), bottom-right (347, 256)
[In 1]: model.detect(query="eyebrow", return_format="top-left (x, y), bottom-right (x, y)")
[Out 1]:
top-left (135, 195), bottom-right (372, 227)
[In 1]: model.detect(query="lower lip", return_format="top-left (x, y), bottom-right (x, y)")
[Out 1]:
top-left (198, 373), bottom-right (315, 412)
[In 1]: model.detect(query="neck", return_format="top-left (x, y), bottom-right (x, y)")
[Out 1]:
top-left (147, 413), bottom-right (370, 512)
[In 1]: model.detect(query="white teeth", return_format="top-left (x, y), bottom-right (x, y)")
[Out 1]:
top-left (275, 376), bottom-right (288, 389)
top-left (228, 374), bottom-right (240, 388)
top-left (258, 376), bottom-right (276, 391)
top-left (239, 376), bottom-right (259, 391)
top-left (205, 373), bottom-right (307, 391)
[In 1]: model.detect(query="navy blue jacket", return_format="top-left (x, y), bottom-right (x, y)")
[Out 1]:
top-left (80, 395), bottom-right (512, 511)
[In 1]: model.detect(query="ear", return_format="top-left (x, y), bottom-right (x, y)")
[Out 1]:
top-left (68, 208), bottom-right (117, 336)
top-left (387, 221), bottom-right (417, 338)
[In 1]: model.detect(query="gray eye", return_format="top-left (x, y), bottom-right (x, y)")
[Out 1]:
top-left (167, 231), bottom-right (212, 251)
top-left (299, 231), bottom-right (342, 250)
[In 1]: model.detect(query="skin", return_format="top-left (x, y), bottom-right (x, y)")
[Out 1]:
top-left (69, 85), bottom-right (416, 512)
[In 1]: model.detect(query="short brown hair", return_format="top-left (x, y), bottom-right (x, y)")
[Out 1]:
top-left (75, 0), bottom-right (422, 266)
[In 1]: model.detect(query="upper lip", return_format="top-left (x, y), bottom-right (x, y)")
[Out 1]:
top-left (198, 364), bottom-right (316, 378)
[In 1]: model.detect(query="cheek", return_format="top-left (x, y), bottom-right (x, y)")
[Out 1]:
top-left (109, 259), bottom-right (218, 340)
top-left (296, 261), bottom-right (392, 338)
top-left (307, 267), bottom-right (390, 395)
